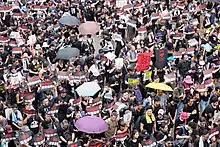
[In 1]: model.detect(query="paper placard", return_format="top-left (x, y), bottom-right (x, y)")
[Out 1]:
top-left (123, 111), bottom-right (132, 123)
top-left (128, 78), bottom-right (139, 85)
top-left (143, 71), bottom-right (152, 81)
top-left (112, 33), bottom-right (122, 41)
top-left (115, 58), bottom-right (124, 69)
top-left (116, 0), bottom-right (127, 8)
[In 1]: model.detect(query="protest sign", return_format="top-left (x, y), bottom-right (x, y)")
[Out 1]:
top-left (116, 0), bottom-right (127, 8)
top-left (128, 78), bottom-right (139, 85)
top-left (136, 52), bottom-right (151, 72)
top-left (123, 111), bottom-right (132, 123)
top-left (115, 58), bottom-right (124, 69)
top-left (143, 71), bottom-right (152, 81)
top-left (155, 48), bottom-right (168, 69)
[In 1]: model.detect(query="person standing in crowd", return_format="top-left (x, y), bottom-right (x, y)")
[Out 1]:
top-left (0, 0), bottom-right (219, 146)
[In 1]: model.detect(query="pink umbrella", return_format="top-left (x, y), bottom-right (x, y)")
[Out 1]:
top-left (75, 116), bottom-right (108, 134)
top-left (79, 21), bottom-right (100, 35)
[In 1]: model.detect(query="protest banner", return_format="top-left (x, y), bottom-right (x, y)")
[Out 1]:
top-left (128, 78), bottom-right (139, 85)
top-left (155, 48), bottom-right (168, 69)
top-left (136, 52), bottom-right (151, 72)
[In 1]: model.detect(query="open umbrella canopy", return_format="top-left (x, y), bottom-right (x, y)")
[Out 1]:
top-left (59, 15), bottom-right (80, 26)
top-left (56, 46), bottom-right (80, 60)
top-left (79, 21), bottom-right (100, 35)
top-left (146, 82), bottom-right (173, 91)
top-left (76, 81), bottom-right (101, 96)
top-left (207, 0), bottom-right (219, 2)
top-left (75, 116), bottom-right (108, 134)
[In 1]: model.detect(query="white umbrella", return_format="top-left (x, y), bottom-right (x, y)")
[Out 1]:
top-left (76, 81), bottom-right (101, 97)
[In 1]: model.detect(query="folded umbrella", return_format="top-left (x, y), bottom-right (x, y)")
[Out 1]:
top-left (56, 47), bottom-right (80, 60)
top-left (146, 82), bottom-right (173, 91)
top-left (79, 21), bottom-right (100, 35)
top-left (59, 15), bottom-right (80, 26)
top-left (76, 81), bottom-right (101, 97)
top-left (75, 116), bottom-right (108, 134)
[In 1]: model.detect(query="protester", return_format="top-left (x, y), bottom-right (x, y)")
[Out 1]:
top-left (0, 0), bottom-right (219, 147)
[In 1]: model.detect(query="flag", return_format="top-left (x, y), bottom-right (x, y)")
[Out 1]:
top-left (173, 52), bottom-right (182, 59)
top-left (57, 72), bottom-right (69, 80)
top-left (204, 79), bottom-right (213, 87)
top-left (0, 6), bottom-right (12, 12)
top-left (195, 85), bottom-right (207, 92)
top-left (86, 105), bottom-right (101, 116)
top-left (0, 37), bottom-right (9, 43)
top-left (164, 73), bottom-right (176, 83)
top-left (40, 81), bottom-right (54, 91)
top-left (123, 4), bottom-right (132, 11)
top-left (203, 69), bottom-right (213, 79)
top-left (32, 5), bottom-right (47, 11)
top-left (12, 47), bottom-right (22, 54)
top-left (151, 13), bottom-right (160, 20)
top-left (186, 48), bottom-right (195, 55)
top-left (28, 77), bottom-right (41, 86)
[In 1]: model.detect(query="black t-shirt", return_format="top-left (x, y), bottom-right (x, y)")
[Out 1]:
top-left (177, 126), bottom-right (189, 136)
top-left (140, 115), bottom-right (154, 134)
top-left (127, 140), bottom-right (139, 147)
top-left (57, 124), bottom-right (74, 141)
top-left (202, 104), bottom-right (216, 121)
top-left (27, 115), bottom-right (41, 135)
top-left (84, 10), bottom-right (95, 21)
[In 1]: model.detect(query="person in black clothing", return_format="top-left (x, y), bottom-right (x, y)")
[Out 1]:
top-left (57, 119), bottom-right (75, 147)
top-left (127, 130), bottom-right (141, 147)
top-left (202, 95), bottom-right (218, 123)
top-left (194, 130), bottom-right (209, 147)
top-left (183, 96), bottom-right (199, 123)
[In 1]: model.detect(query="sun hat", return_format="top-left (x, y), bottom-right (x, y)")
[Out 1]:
top-left (35, 44), bottom-right (41, 50)
top-left (180, 112), bottom-right (189, 120)
top-left (184, 76), bottom-right (193, 84)
top-left (42, 42), bottom-right (49, 48)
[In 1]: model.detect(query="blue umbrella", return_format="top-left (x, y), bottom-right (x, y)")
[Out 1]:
top-left (59, 15), bottom-right (80, 26)
top-left (56, 47), bottom-right (80, 60)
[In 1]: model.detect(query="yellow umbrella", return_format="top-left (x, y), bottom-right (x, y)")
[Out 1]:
top-left (146, 82), bottom-right (173, 91)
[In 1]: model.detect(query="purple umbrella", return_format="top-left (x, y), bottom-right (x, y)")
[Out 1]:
top-left (75, 116), bottom-right (108, 134)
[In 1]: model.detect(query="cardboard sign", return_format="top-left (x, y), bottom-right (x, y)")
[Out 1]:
top-left (143, 71), bottom-right (152, 81)
top-left (128, 78), bottom-right (139, 85)
top-left (136, 52), bottom-right (152, 72)
top-left (116, 0), bottom-right (127, 8)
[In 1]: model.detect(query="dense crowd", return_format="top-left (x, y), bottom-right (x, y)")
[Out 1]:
top-left (0, 0), bottom-right (219, 147)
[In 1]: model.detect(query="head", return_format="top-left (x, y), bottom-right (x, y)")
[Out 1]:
top-left (201, 130), bottom-right (209, 141)
top-left (183, 54), bottom-right (188, 61)
top-left (61, 119), bottom-right (69, 129)
top-left (146, 106), bottom-right (153, 116)
top-left (210, 96), bottom-right (218, 109)
top-left (132, 130), bottom-right (139, 139)
top-left (110, 111), bottom-right (118, 121)
top-left (165, 137), bottom-right (174, 147)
